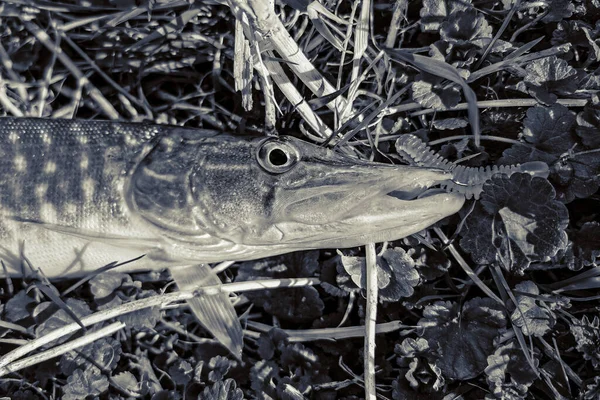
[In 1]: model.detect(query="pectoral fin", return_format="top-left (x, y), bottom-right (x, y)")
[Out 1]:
top-left (169, 264), bottom-right (243, 360)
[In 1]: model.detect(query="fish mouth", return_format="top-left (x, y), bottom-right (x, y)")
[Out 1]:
top-left (322, 189), bottom-right (465, 247)
top-left (264, 162), bottom-right (466, 248)
top-left (278, 161), bottom-right (458, 219)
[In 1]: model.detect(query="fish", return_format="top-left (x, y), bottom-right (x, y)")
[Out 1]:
top-left (0, 117), bottom-right (465, 358)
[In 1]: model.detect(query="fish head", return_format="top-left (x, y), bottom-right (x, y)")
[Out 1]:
top-left (130, 132), bottom-right (465, 260)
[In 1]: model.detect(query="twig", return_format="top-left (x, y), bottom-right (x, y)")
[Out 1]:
top-left (0, 277), bottom-right (320, 369)
top-left (230, 0), bottom-right (350, 117)
top-left (364, 243), bottom-right (378, 400)
top-left (0, 322), bottom-right (125, 377)
top-left (408, 98), bottom-right (588, 117)
top-left (245, 319), bottom-right (408, 342)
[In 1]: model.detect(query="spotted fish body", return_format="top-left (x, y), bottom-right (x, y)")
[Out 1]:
top-left (0, 117), bottom-right (466, 357)
top-left (0, 118), bottom-right (214, 276)
top-left (0, 117), bottom-right (247, 358)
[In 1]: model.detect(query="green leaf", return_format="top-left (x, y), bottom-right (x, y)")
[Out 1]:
top-left (60, 337), bottom-right (121, 375)
top-left (412, 74), bottom-right (461, 110)
top-left (523, 57), bottom-right (579, 104)
top-left (89, 273), bottom-right (128, 299)
top-left (570, 315), bottom-right (600, 367)
top-left (112, 371), bottom-right (139, 394)
top-left (62, 368), bottom-right (109, 399)
top-left (168, 359), bottom-right (193, 386)
top-left (5, 290), bottom-right (36, 322)
top-left (338, 247), bottom-right (420, 302)
top-left (460, 173), bottom-right (569, 272)
top-left (202, 378), bottom-right (244, 400)
top-left (419, 298), bottom-right (507, 380)
top-left (440, 9), bottom-right (493, 49)
top-left (510, 281), bottom-right (555, 337)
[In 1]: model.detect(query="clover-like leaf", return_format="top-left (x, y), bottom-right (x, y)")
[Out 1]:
top-left (419, 298), bottom-right (507, 380)
top-left (62, 368), bottom-right (109, 399)
top-left (60, 337), bottom-right (121, 375)
top-left (500, 104), bottom-right (600, 203)
top-left (460, 174), bottom-right (569, 272)
top-left (570, 315), bottom-right (600, 367)
top-left (412, 73), bottom-right (461, 110)
top-left (510, 281), bottom-right (555, 336)
top-left (338, 247), bottom-right (419, 302)
top-left (168, 359), bottom-right (193, 386)
top-left (378, 248), bottom-right (420, 301)
top-left (485, 340), bottom-right (539, 394)
top-left (523, 56), bottom-right (579, 104)
top-left (257, 328), bottom-right (290, 361)
top-left (502, 148), bottom-right (600, 204)
top-left (88, 273), bottom-right (129, 299)
top-left (112, 371), bottom-right (139, 394)
top-left (208, 355), bottom-right (235, 383)
top-left (499, 141), bottom-right (557, 167)
top-left (440, 9), bottom-right (492, 49)
top-left (410, 240), bottom-right (452, 280)
top-left (520, 104), bottom-right (577, 155)
top-left (202, 378), bottom-right (244, 400)
top-left (5, 289), bottom-right (36, 322)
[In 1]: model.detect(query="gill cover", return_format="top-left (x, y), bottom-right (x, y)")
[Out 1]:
top-left (128, 129), bottom-right (219, 240)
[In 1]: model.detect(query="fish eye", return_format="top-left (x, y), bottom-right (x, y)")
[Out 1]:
top-left (256, 138), bottom-right (300, 173)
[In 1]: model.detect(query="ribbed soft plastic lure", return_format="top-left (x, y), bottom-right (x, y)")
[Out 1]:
top-left (0, 118), bottom-right (465, 358)
top-left (396, 134), bottom-right (550, 199)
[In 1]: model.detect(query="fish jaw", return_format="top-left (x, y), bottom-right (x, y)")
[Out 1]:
top-left (262, 191), bottom-right (465, 249)
top-left (270, 163), bottom-right (459, 226)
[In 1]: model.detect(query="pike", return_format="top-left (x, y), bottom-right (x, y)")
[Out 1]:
top-left (0, 117), bottom-right (465, 358)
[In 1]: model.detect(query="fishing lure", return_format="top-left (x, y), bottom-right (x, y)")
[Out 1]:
top-left (396, 134), bottom-right (550, 199)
